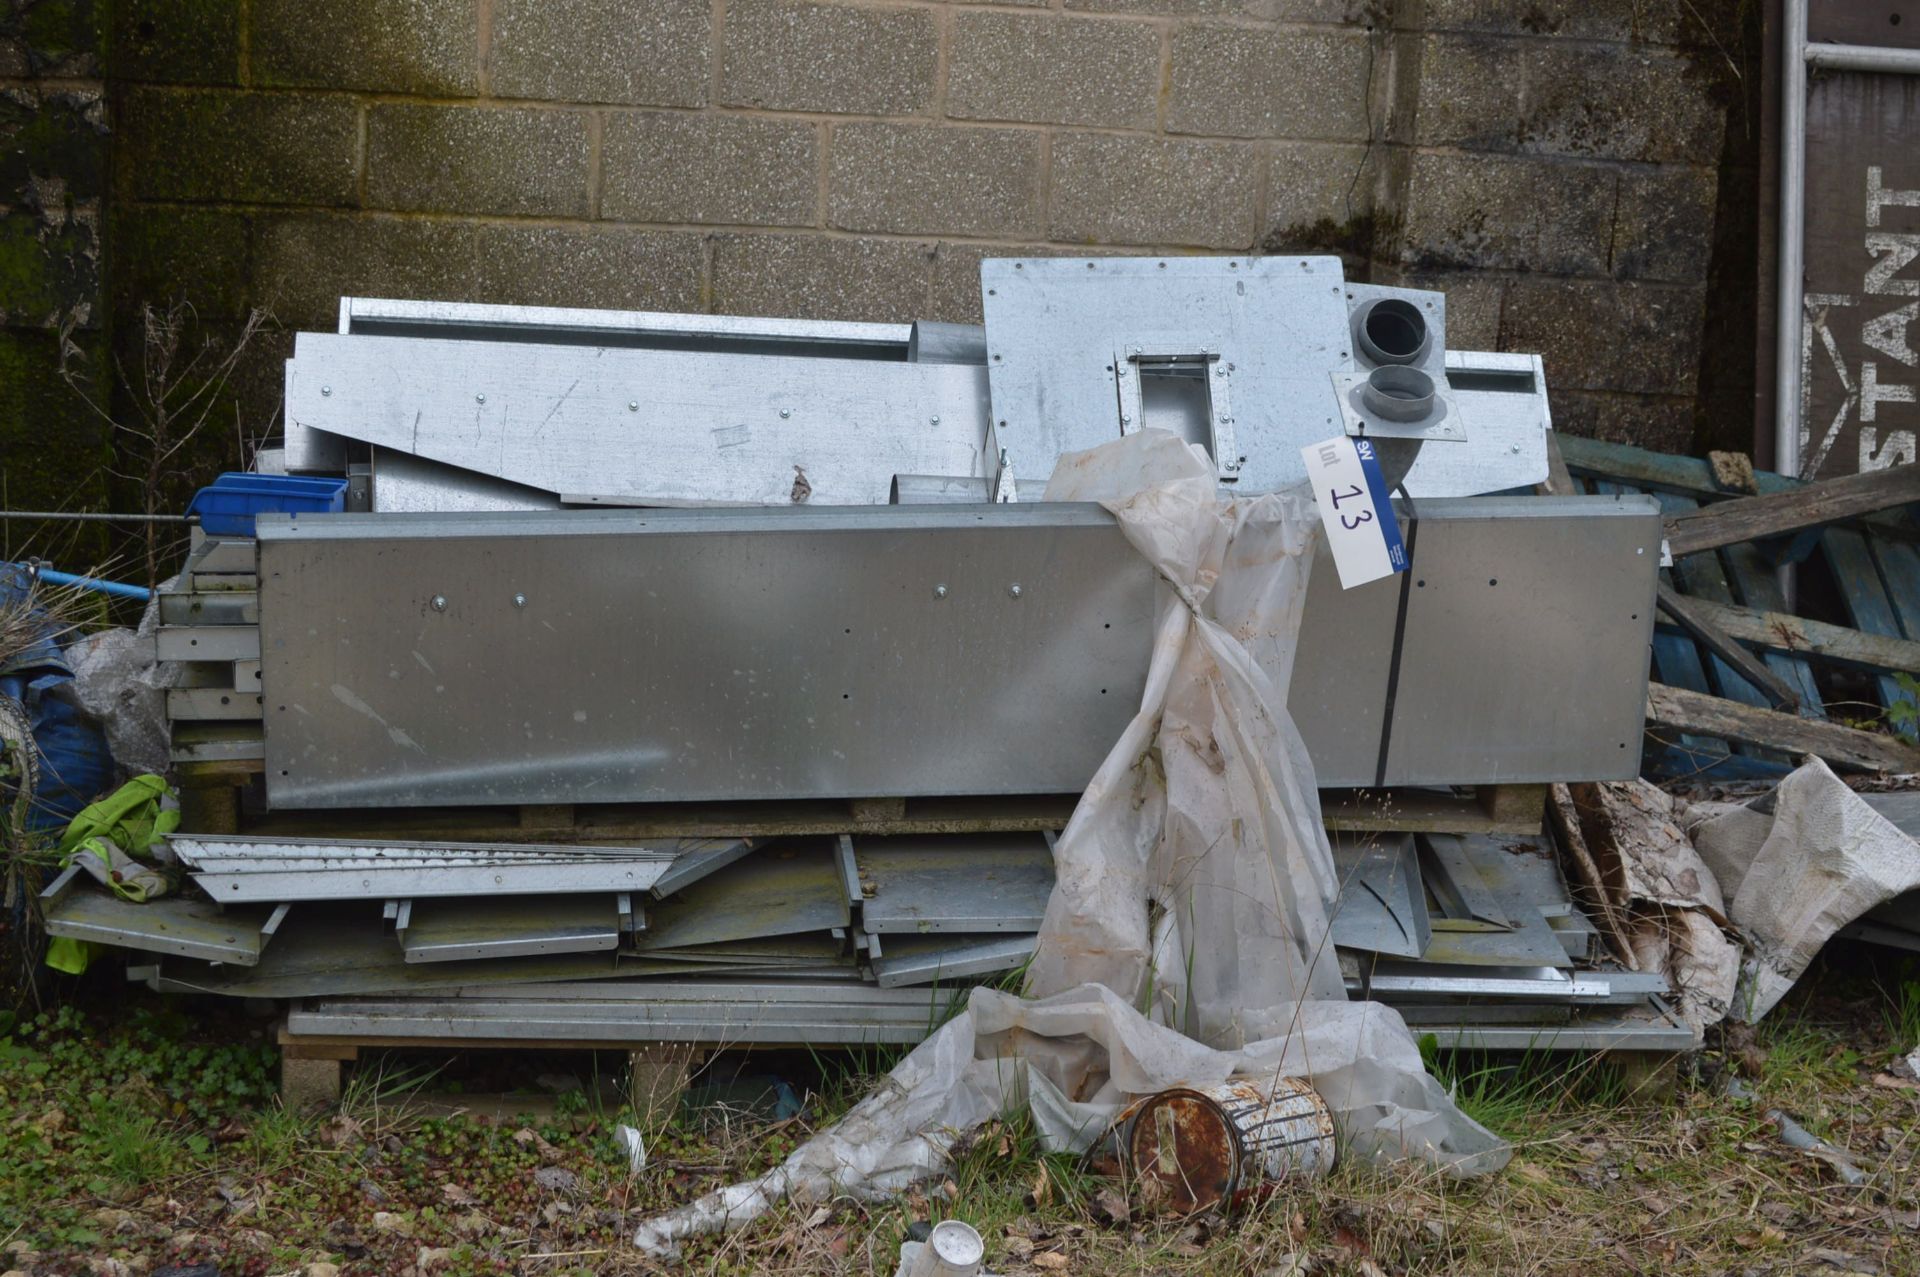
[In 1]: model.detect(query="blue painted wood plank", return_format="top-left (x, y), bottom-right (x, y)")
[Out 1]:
top-left (1594, 480), bottom-right (1728, 758)
top-left (1868, 536), bottom-right (1920, 740)
top-left (1822, 527), bottom-right (1911, 731)
top-left (1722, 539), bottom-right (1827, 719)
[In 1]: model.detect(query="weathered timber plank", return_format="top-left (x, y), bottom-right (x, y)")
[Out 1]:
top-left (1664, 464), bottom-right (1920, 558)
top-left (1645, 683), bottom-right (1920, 773)
top-left (1655, 584), bottom-right (1801, 711)
top-left (1675, 595), bottom-right (1920, 673)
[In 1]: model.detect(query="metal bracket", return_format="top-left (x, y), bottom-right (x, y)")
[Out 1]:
top-left (992, 448), bottom-right (1019, 503)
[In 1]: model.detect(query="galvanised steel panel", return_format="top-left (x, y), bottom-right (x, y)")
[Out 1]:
top-left (980, 258), bottom-right (1551, 497)
top-left (284, 332), bottom-right (990, 506)
top-left (257, 497), bottom-right (1655, 807)
top-left (258, 505), bottom-right (1155, 808)
top-left (1289, 495), bottom-right (1660, 785)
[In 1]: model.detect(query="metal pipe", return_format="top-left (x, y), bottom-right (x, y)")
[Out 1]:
top-left (0, 510), bottom-right (194, 523)
top-left (1805, 42), bottom-right (1920, 74)
top-left (1775, 0), bottom-right (1808, 481)
top-left (19, 565), bottom-right (152, 602)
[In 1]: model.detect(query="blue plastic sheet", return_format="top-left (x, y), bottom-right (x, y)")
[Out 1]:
top-left (1, 564), bottom-right (114, 831)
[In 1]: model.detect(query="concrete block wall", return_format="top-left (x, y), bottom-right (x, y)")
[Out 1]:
top-left (94, 0), bottom-right (1746, 473)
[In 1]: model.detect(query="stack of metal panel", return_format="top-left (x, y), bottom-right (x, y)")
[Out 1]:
top-left (108, 255), bottom-right (1688, 1051)
top-left (158, 535), bottom-right (264, 768)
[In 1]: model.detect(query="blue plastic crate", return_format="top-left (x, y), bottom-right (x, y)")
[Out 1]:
top-left (188, 473), bottom-right (348, 536)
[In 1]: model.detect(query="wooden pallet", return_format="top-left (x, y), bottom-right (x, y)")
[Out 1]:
top-left (1558, 435), bottom-right (1920, 780)
top-left (175, 775), bottom-right (1546, 843)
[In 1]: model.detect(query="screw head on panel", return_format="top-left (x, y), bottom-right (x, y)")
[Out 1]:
top-left (933, 584), bottom-right (949, 599)
top-left (1008, 584), bottom-right (1023, 599)
top-left (628, 400), bottom-right (639, 411)
top-left (431, 595), bottom-right (448, 611)
top-left (513, 594), bottom-right (527, 608)
top-left (321, 386), bottom-right (332, 397)
top-left (780, 409), bottom-right (791, 419)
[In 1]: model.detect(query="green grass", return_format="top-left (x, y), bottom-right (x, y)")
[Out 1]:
top-left (2, 980), bottom-right (1918, 1276)
top-left (1883, 971), bottom-right (1920, 1056)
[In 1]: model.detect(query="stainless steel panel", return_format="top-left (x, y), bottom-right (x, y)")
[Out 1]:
top-left (159, 589), bottom-right (258, 626)
top-left (871, 933), bottom-right (1037, 987)
top-left (650, 838), bottom-right (759, 899)
top-left (857, 833), bottom-right (1054, 934)
top-left (637, 843), bottom-right (850, 949)
top-left (338, 297), bottom-right (912, 355)
top-left (371, 449), bottom-right (559, 513)
top-left (1411, 1007), bottom-right (1696, 1053)
top-left (1290, 496), bottom-right (1659, 785)
top-left (258, 506), bottom-right (1153, 807)
top-left (43, 886), bottom-right (279, 965)
top-left (172, 834), bottom-right (674, 902)
top-left (397, 894), bottom-right (620, 963)
top-left (1327, 833), bottom-right (1429, 958)
top-left (170, 722), bottom-right (262, 762)
top-left (187, 536), bottom-right (257, 575)
top-left (284, 332), bottom-right (990, 507)
top-left (285, 985), bottom-right (948, 1045)
top-left (166, 688), bottom-right (263, 721)
top-left (158, 626), bottom-right (260, 661)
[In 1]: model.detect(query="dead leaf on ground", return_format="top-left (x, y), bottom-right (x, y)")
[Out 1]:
top-left (439, 1183), bottom-right (477, 1207)
top-left (1033, 1250), bottom-right (1069, 1270)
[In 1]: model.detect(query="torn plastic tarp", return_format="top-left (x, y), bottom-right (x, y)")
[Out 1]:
top-left (632, 430), bottom-right (1507, 1256)
top-left (65, 587), bottom-right (174, 781)
top-left (1687, 757), bottom-right (1920, 1021)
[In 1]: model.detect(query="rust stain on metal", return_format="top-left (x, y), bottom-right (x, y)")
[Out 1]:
top-left (1122, 1078), bottom-right (1335, 1214)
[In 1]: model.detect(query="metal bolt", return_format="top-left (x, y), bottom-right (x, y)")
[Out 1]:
top-left (930, 415), bottom-right (940, 425)
top-left (780, 409), bottom-right (791, 419)
top-left (475, 392), bottom-right (487, 404)
top-left (431, 595), bottom-right (447, 612)
top-left (628, 400), bottom-right (639, 411)
top-left (1120, 414), bottom-right (1131, 425)
top-left (1510, 444), bottom-right (1521, 453)
top-left (1008, 584), bottom-right (1023, 599)
top-left (933, 584), bottom-right (949, 599)
top-left (321, 385), bottom-right (332, 397)
top-left (513, 593), bottom-right (527, 608)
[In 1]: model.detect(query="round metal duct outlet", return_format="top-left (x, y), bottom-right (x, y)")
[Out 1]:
top-left (1353, 297), bottom-right (1432, 366)
top-left (1360, 364), bottom-right (1438, 422)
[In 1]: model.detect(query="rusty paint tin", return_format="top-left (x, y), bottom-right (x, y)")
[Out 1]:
top-left (1121, 1077), bottom-right (1335, 1212)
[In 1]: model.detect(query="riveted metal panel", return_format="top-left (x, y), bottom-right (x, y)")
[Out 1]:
top-left (259, 505), bottom-right (1155, 808)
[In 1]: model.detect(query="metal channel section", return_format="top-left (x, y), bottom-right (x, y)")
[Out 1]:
top-left (284, 332), bottom-right (989, 507)
top-left (397, 895), bottom-right (621, 963)
top-left (858, 833), bottom-right (1054, 933)
top-left (286, 980), bottom-right (960, 1046)
top-left (257, 497), bottom-right (1656, 807)
top-left (172, 835), bottom-right (676, 902)
top-left (43, 874), bottom-right (283, 966)
top-left (257, 505), bottom-right (1153, 808)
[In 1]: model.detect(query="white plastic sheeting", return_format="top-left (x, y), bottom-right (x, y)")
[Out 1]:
top-left (1688, 758), bottom-right (1920, 1021)
top-left (632, 430), bottom-right (1507, 1257)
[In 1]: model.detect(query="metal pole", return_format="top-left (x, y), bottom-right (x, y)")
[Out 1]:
top-left (1774, 0), bottom-right (1808, 482)
top-left (0, 510), bottom-right (194, 523)
top-left (16, 564), bottom-right (153, 602)
top-left (1805, 42), bottom-right (1920, 74)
